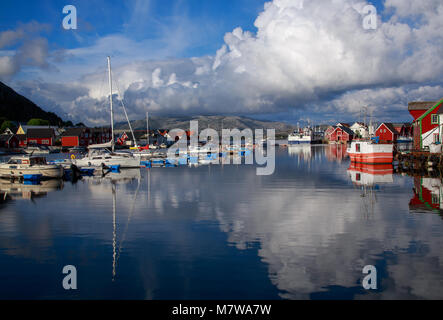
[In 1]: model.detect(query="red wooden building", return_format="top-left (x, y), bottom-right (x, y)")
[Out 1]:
top-left (408, 100), bottom-right (443, 150)
top-left (375, 123), bottom-right (398, 142)
top-left (327, 126), bottom-right (354, 143)
top-left (61, 127), bottom-right (112, 147)
top-left (26, 128), bottom-right (55, 146)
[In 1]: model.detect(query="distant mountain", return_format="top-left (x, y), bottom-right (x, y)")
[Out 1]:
top-left (115, 115), bottom-right (298, 134)
top-left (0, 81), bottom-right (64, 125)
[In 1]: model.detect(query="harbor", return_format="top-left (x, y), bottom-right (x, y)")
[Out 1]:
top-left (2, 145), bottom-right (443, 299)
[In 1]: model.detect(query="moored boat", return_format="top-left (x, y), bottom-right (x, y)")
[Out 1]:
top-left (0, 155), bottom-right (64, 179)
top-left (347, 140), bottom-right (394, 164)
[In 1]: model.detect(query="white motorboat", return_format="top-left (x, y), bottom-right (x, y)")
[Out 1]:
top-left (24, 145), bottom-right (52, 154)
top-left (72, 147), bottom-right (140, 168)
top-left (0, 155), bottom-right (64, 179)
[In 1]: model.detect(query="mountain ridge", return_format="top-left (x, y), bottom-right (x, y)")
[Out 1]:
top-left (114, 115), bottom-right (298, 134)
top-left (0, 81), bottom-right (65, 125)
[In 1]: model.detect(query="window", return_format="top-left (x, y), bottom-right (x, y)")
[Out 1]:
top-left (432, 114), bottom-right (439, 124)
top-left (356, 143), bottom-right (360, 152)
top-left (356, 173), bottom-right (361, 181)
top-left (432, 194), bottom-right (439, 204)
top-left (434, 133), bottom-right (440, 143)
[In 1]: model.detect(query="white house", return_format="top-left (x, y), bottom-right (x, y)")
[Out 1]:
top-left (350, 122), bottom-right (369, 138)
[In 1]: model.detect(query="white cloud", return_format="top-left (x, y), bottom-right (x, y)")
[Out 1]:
top-left (6, 0), bottom-right (443, 124)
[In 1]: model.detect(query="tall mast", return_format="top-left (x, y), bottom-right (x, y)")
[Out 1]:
top-left (146, 111), bottom-right (149, 146)
top-left (107, 56), bottom-right (115, 152)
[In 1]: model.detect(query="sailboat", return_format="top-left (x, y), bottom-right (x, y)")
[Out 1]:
top-left (72, 57), bottom-right (140, 168)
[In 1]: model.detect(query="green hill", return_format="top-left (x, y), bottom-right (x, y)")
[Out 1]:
top-left (0, 81), bottom-right (64, 125)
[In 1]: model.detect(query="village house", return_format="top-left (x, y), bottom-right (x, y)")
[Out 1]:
top-left (408, 99), bottom-right (443, 150)
top-left (350, 122), bottom-right (369, 138)
top-left (375, 123), bottom-right (398, 142)
top-left (327, 125), bottom-right (355, 143)
top-left (26, 128), bottom-right (56, 146)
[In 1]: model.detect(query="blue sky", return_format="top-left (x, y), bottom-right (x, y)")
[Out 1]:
top-left (0, 0), bottom-right (442, 125)
top-left (0, 0), bottom-right (266, 57)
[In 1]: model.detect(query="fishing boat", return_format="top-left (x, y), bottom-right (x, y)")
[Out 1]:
top-left (288, 127), bottom-right (322, 144)
top-left (72, 57), bottom-right (140, 169)
top-left (347, 140), bottom-right (394, 164)
top-left (0, 155), bottom-right (64, 179)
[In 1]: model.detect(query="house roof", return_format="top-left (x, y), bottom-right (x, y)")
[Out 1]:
top-left (333, 125), bottom-right (354, 136)
top-left (340, 126), bottom-right (355, 136)
top-left (391, 122), bottom-right (412, 127)
top-left (62, 127), bottom-right (87, 137)
top-left (18, 125), bottom-right (59, 134)
top-left (408, 101), bottom-right (438, 111)
top-left (377, 122), bottom-right (396, 134)
top-left (27, 128), bottom-right (55, 139)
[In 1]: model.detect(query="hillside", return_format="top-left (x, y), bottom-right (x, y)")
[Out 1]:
top-left (0, 81), bottom-right (64, 125)
top-left (115, 115), bottom-right (297, 134)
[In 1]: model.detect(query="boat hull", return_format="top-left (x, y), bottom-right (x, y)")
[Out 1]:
top-left (347, 141), bottom-right (394, 164)
top-left (73, 156), bottom-right (140, 168)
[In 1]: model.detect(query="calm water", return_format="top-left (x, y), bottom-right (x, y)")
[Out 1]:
top-left (1, 145), bottom-right (443, 299)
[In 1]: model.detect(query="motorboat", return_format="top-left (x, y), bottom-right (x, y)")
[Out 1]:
top-left (24, 145), bottom-right (52, 154)
top-left (72, 146), bottom-right (140, 168)
top-left (0, 155), bottom-right (64, 179)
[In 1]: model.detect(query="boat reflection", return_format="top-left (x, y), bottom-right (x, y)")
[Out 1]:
top-left (0, 179), bottom-right (64, 200)
top-left (347, 163), bottom-right (394, 187)
top-left (288, 144), bottom-right (312, 160)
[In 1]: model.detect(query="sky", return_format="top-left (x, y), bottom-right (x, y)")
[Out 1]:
top-left (0, 0), bottom-right (442, 126)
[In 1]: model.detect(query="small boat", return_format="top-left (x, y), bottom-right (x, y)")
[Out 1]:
top-left (24, 145), bottom-right (52, 154)
top-left (347, 140), bottom-right (394, 164)
top-left (0, 155), bottom-right (64, 179)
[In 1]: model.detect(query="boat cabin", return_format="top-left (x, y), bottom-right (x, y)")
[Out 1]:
top-left (8, 156), bottom-right (47, 166)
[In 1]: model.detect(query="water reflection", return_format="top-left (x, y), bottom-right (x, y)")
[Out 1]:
top-left (410, 175), bottom-right (443, 218)
top-left (0, 146), bottom-right (443, 299)
top-left (0, 179), bottom-right (64, 200)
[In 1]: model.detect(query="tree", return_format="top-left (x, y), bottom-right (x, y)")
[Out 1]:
top-left (27, 118), bottom-right (50, 126)
top-left (1, 120), bottom-right (17, 133)
top-left (75, 122), bottom-right (86, 127)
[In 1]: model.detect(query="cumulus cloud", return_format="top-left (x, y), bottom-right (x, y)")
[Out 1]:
top-left (8, 0), bottom-right (443, 124)
top-left (0, 22), bottom-right (54, 79)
